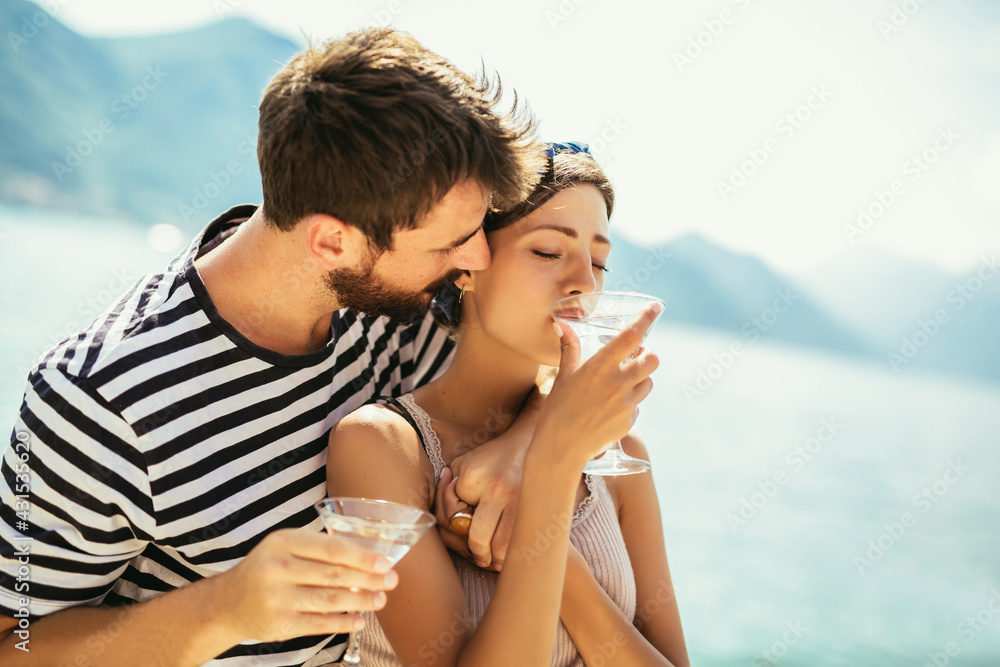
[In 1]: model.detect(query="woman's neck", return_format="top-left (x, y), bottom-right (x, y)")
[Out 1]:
top-left (416, 327), bottom-right (539, 437)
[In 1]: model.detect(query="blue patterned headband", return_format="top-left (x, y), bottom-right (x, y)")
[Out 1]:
top-left (545, 141), bottom-right (592, 159)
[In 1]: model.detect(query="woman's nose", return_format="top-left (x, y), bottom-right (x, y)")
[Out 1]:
top-left (565, 254), bottom-right (598, 295)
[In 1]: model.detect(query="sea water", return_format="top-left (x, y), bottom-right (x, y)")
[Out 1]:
top-left (2, 206), bottom-right (999, 665)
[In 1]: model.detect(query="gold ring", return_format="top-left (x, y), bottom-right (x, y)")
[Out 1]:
top-left (448, 507), bottom-right (475, 536)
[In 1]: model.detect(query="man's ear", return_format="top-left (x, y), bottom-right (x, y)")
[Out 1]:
top-left (304, 214), bottom-right (366, 270)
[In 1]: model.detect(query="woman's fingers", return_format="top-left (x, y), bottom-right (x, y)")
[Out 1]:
top-left (596, 304), bottom-right (661, 365)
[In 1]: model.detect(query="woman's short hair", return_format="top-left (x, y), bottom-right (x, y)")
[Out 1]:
top-left (483, 142), bottom-right (614, 234)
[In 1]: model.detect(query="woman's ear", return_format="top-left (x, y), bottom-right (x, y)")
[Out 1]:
top-left (453, 270), bottom-right (474, 293)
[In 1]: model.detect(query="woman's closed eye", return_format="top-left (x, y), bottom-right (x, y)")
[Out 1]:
top-left (532, 250), bottom-right (608, 273)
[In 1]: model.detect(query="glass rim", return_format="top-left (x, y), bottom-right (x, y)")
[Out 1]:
top-left (315, 497), bottom-right (436, 528)
top-left (548, 290), bottom-right (665, 313)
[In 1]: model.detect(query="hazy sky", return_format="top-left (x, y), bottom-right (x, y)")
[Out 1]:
top-left (51, 0), bottom-right (1000, 274)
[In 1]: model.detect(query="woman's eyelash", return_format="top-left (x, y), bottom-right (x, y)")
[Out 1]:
top-left (533, 250), bottom-right (609, 273)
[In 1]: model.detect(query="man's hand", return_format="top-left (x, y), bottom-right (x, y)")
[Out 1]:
top-left (433, 389), bottom-right (544, 570)
top-left (213, 528), bottom-right (400, 643)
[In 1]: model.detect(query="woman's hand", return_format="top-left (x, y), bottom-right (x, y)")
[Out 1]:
top-left (535, 304), bottom-right (660, 469)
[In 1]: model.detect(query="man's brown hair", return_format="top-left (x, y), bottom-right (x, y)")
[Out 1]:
top-left (257, 28), bottom-right (545, 251)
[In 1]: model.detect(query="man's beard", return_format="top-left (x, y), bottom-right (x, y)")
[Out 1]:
top-left (325, 258), bottom-right (463, 324)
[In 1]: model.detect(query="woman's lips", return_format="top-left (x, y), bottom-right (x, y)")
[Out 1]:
top-left (552, 306), bottom-right (587, 321)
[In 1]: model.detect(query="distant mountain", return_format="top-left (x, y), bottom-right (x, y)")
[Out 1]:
top-left (796, 247), bottom-right (1000, 382)
top-left (793, 246), bottom-right (959, 348)
top-left (0, 0), bottom-right (298, 228)
top-left (607, 232), bottom-right (874, 357)
top-left (1, 2), bottom-right (996, 383)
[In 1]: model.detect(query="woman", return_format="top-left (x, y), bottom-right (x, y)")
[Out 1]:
top-left (327, 143), bottom-right (690, 666)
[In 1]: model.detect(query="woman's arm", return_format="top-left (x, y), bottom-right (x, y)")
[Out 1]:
top-left (559, 435), bottom-right (690, 667)
top-left (328, 312), bottom-right (660, 666)
top-left (327, 406), bottom-right (582, 667)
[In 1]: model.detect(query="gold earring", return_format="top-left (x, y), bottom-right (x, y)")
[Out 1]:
top-left (459, 288), bottom-right (465, 304)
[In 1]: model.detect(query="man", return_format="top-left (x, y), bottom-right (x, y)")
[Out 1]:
top-left (0, 28), bottom-right (657, 666)
top-left (0, 27), bottom-right (544, 666)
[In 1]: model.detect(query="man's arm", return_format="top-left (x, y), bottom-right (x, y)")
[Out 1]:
top-left (0, 528), bottom-right (398, 666)
top-left (434, 386), bottom-right (542, 570)
top-left (0, 369), bottom-right (396, 665)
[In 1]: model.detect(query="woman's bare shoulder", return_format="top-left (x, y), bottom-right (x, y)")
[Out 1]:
top-left (328, 402), bottom-right (435, 505)
top-left (332, 402), bottom-right (422, 456)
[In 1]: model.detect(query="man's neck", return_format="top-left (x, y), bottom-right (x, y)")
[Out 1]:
top-left (194, 209), bottom-right (338, 356)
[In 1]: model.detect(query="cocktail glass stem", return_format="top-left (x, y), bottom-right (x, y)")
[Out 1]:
top-left (315, 497), bottom-right (435, 667)
top-left (342, 631), bottom-right (362, 664)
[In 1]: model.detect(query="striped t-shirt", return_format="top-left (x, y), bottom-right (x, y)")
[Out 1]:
top-left (0, 205), bottom-right (455, 666)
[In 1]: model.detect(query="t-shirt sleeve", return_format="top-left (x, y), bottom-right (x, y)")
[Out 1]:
top-left (0, 368), bottom-right (154, 619)
top-left (397, 309), bottom-right (455, 394)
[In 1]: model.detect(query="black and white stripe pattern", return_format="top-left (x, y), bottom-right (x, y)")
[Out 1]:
top-left (0, 206), bottom-right (454, 666)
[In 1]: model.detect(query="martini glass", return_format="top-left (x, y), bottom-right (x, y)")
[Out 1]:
top-left (549, 291), bottom-right (665, 476)
top-left (315, 497), bottom-right (436, 665)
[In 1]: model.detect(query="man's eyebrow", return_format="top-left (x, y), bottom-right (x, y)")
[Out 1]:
top-left (527, 224), bottom-right (612, 247)
top-left (440, 223), bottom-right (483, 251)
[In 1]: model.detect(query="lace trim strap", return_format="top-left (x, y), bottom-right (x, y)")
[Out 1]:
top-left (392, 394), bottom-right (599, 523)
top-left (397, 394), bottom-right (449, 479)
top-left (573, 473), bottom-right (600, 526)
